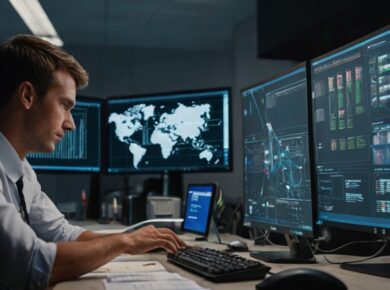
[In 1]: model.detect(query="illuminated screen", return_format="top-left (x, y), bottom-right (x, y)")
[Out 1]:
top-left (106, 89), bottom-right (230, 173)
top-left (28, 97), bottom-right (101, 172)
top-left (242, 65), bottom-right (314, 237)
top-left (311, 26), bottom-right (390, 235)
top-left (183, 184), bottom-right (215, 235)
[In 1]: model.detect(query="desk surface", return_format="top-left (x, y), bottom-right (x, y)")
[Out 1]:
top-left (53, 230), bottom-right (390, 290)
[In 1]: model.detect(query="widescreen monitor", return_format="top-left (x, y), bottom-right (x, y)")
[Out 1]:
top-left (106, 89), bottom-right (231, 173)
top-left (242, 64), bottom-right (316, 263)
top-left (311, 26), bottom-right (390, 277)
top-left (28, 97), bottom-right (102, 172)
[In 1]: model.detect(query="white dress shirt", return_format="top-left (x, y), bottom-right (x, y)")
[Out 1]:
top-left (0, 132), bottom-right (85, 289)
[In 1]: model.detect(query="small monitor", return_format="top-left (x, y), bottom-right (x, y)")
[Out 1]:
top-left (182, 183), bottom-right (217, 236)
top-left (241, 63), bottom-right (316, 263)
top-left (106, 89), bottom-right (231, 173)
top-left (311, 25), bottom-right (390, 277)
top-left (27, 96), bottom-right (102, 172)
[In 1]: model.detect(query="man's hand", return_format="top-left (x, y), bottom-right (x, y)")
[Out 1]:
top-left (123, 225), bottom-right (187, 254)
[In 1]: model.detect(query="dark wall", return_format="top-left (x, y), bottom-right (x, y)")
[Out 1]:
top-left (258, 0), bottom-right (390, 60)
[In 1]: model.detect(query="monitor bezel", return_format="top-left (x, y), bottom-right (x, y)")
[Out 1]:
top-left (241, 62), bottom-right (318, 239)
top-left (104, 87), bottom-right (232, 174)
top-left (310, 24), bottom-right (390, 237)
top-left (28, 95), bottom-right (103, 174)
top-left (182, 183), bottom-right (218, 236)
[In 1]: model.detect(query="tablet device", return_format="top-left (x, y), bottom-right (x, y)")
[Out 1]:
top-left (182, 183), bottom-right (217, 236)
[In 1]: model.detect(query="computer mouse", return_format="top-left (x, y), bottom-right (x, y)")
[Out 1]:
top-left (227, 240), bottom-right (249, 251)
top-left (256, 268), bottom-right (347, 290)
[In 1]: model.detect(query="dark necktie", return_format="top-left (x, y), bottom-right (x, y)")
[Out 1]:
top-left (16, 178), bottom-right (30, 225)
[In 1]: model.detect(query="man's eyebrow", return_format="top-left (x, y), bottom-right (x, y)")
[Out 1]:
top-left (62, 97), bottom-right (75, 108)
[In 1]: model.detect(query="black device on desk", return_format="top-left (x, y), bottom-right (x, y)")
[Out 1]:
top-left (167, 247), bottom-right (270, 282)
top-left (256, 268), bottom-right (347, 290)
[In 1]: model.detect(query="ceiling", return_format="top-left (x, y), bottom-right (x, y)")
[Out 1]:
top-left (0, 0), bottom-right (256, 50)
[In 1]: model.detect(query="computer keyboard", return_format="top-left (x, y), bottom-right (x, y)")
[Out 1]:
top-left (167, 247), bottom-right (271, 282)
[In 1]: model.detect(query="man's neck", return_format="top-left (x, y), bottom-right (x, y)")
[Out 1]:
top-left (0, 126), bottom-right (26, 161)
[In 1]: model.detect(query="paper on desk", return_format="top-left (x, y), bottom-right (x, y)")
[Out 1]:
top-left (111, 254), bottom-right (152, 262)
top-left (104, 279), bottom-right (210, 290)
top-left (107, 271), bottom-right (185, 282)
top-left (80, 260), bottom-right (165, 278)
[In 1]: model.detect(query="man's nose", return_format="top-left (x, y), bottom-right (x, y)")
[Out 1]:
top-left (64, 112), bottom-right (76, 131)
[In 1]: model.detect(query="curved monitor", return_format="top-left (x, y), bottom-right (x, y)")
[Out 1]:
top-left (241, 64), bottom-right (316, 263)
top-left (311, 25), bottom-right (390, 237)
top-left (27, 96), bottom-right (102, 172)
top-left (106, 89), bottom-right (231, 173)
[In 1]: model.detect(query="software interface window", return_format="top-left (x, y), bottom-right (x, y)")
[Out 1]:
top-left (241, 66), bottom-right (313, 236)
top-left (312, 29), bottom-right (390, 234)
top-left (27, 98), bottom-right (101, 172)
top-left (107, 90), bottom-right (230, 173)
top-left (183, 184), bottom-right (214, 234)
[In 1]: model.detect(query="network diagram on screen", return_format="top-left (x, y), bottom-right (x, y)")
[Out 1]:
top-left (242, 67), bottom-right (313, 235)
top-left (107, 90), bottom-right (230, 172)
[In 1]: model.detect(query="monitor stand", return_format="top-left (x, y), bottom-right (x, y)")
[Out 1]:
top-left (161, 171), bottom-right (183, 197)
top-left (250, 234), bottom-right (316, 263)
top-left (206, 217), bottom-right (222, 243)
top-left (340, 263), bottom-right (390, 278)
top-left (194, 217), bottom-right (222, 243)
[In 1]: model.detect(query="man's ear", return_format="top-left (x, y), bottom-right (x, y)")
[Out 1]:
top-left (18, 81), bottom-right (37, 110)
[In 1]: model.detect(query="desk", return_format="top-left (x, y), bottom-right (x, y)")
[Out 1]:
top-left (53, 232), bottom-right (390, 290)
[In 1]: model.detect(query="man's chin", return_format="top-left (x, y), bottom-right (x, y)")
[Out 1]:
top-left (40, 144), bottom-right (56, 153)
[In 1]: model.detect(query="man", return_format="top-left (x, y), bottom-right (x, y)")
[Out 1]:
top-left (0, 35), bottom-right (186, 289)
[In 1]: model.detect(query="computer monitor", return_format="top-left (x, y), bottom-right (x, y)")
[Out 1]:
top-left (27, 96), bottom-right (102, 172)
top-left (311, 25), bottom-right (390, 277)
top-left (182, 183), bottom-right (217, 237)
top-left (241, 64), bottom-right (316, 263)
top-left (106, 89), bottom-right (231, 176)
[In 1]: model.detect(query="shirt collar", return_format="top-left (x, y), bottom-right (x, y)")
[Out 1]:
top-left (0, 132), bottom-right (25, 183)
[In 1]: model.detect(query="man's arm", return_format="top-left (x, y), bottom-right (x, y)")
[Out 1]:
top-left (77, 230), bottom-right (103, 241)
top-left (49, 225), bottom-right (185, 285)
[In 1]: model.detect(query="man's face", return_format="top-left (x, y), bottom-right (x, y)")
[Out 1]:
top-left (24, 69), bottom-right (76, 153)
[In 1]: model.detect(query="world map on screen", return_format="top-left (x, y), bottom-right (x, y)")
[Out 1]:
top-left (109, 103), bottom-right (217, 168)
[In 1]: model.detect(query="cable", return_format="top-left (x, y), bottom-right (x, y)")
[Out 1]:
top-left (323, 239), bottom-right (389, 265)
top-left (314, 239), bottom-right (385, 254)
top-left (252, 229), bottom-right (269, 242)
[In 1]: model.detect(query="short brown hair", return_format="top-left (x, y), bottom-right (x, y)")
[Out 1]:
top-left (0, 34), bottom-right (88, 108)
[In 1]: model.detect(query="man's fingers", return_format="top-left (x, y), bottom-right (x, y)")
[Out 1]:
top-left (157, 228), bottom-right (187, 248)
top-left (157, 239), bottom-right (177, 253)
top-left (155, 232), bottom-right (180, 250)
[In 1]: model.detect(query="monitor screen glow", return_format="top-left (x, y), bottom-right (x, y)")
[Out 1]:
top-left (107, 89), bottom-right (231, 173)
top-left (242, 65), bottom-right (314, 237)
top-left (27, 97), bottom-right (101, 172)
top-left (311, 26), bottom-right (390, 236)
top-left (183, 184), bottom-right (215, 235)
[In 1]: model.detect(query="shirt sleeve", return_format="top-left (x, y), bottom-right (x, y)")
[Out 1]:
top-left (25, 163), bottom-right (86, 242)
top-left (0, 194), bottom-right (56, 290)
top-left (29, 189), bottom-right (86, 242)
